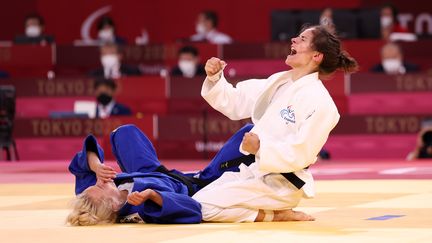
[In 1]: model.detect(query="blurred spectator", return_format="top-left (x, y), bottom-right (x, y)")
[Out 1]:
top-left (135, 29), bottom-right (150, 45)
top-left (97, 16), bottom-right (126, 45)
top-left (171, 45), bottom-right (206, 78)
top-left (190, 11), bottom-right (232, 44)
top-left (319, 8), bottom-right (336, 35)
top-left (14, 13), bottom-right (54, 45)
top-left (370, 42), bottom-right (419, 74)
top-left (0, 70), bottom-right (9, 78)
top-left (380, 4), bottom-right (417, 42)
top-left (407, 119), bottom-right (432, 160)
top-left (90, 43), bottom-right (141, 79)
top-left (94, 78), bottom-right (132, 119)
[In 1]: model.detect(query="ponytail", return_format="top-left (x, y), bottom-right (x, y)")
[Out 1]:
top-left (338, 51), bottom-right (358, 73)
top-left (308, 25), bottom-right (359, 75)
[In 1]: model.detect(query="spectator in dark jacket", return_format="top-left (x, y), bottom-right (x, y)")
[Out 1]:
top-left (370, 42), bottom-right (419, 74)
top-left (90, 43), bottom-right (141, 79)
top-left (96, 16), bottom-right (127, 45)
top-left (14, 13), bottom-right (54, 45)
top-left (171, 45), bottom-right (206, 78)
top-left (93, 78), bottom-right (132, 118)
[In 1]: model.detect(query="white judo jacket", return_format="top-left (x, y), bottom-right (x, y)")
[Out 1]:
top-left (201, 70), bottom-right (340, 197)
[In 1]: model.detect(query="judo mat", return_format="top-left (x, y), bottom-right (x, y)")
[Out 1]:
top-left (0, 160), bottom-right (431, 243)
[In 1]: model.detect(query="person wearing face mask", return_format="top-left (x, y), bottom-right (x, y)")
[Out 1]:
top-left (90, 43), bottom-right (141, 79)
top-left (190, 11), bottom-right (232, 45)
top-left (371, 42), bottom-right (419, 75)
top-left (380, 4), bottom-right (416, 42)
top-left (96, 16), bottom-right (127, 45)
top-left (93, 78), bottom-right (132, 119)
top-left (171, 46), bottom-right (206, 78)
top-left (14, 13), bottom-right (54, 45)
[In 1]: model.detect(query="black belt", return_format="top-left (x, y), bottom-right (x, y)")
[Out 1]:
top-left (219, 155), bottom-right (308, 190)
top-left (155, 165), bottom-right (203, 196)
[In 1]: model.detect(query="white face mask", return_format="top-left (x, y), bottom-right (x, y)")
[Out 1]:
top-left (98, 29), bottom-right (114, 42)
top-left (101, 54), bottom-right (119, 69)
top-left (178, 60), bottom-right (197, 78)
top-left (382, 58), bottom-right (403, 74)
top-left (195, 23), bottom-right (206, 34)
top-left (26, 25), bottom-right (41, 37)
top-left (381, 16), bottom-right (393, 28)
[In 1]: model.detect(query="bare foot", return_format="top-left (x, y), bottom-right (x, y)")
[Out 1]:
top-left (273, 209), bottom-right (315, 221)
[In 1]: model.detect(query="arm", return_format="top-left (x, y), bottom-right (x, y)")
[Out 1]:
top-left (201, 57), bottom-right (267, 120)
top-left (127, 189), bottom-right (163, 207)
top-left (88, 151), bottom-right (116, 183)
top-left (68, 135), bottom-right (115, 194)
top-left (258, 102), bottom-right (340, 173)
top-left (128, 189), bottom-right (202, 224)
top-left (202, 75), bottom-right (267, 120)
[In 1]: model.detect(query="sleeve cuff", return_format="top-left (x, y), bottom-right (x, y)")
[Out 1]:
top-left (201, 73), bottom-right (227, 97)
top-left (207, 72), bottom-right (222, 82)
top-left (84, 135), bottom-right (104, 162)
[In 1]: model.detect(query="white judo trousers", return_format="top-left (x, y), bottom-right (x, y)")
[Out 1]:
top-left (192, 70), bottom-right (340, 222)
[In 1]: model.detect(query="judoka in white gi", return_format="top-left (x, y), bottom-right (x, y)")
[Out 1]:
top-left (192, 25), bottom-right (359, 222)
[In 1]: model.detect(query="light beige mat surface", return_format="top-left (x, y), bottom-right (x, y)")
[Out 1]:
top-left (0, 180), bottom-right (431, 243)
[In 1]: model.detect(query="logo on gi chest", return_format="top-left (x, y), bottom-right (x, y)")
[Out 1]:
top-left (280, 105), bottom-right (295, 124)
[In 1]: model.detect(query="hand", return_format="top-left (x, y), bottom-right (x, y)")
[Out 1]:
top-left (95, 163), bottom-right (116, 183)
top-left (88, 151), bottom-right (116, 182)
top-left (205, 57), bottom-right (226, 77)
top-left (127, 189), bottom-right (163, 206)
top-left (241, 132), bottom-right (260, 154)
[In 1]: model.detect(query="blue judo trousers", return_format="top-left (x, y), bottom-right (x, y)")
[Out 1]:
top-left (69, 123), bottom-right (253, 224)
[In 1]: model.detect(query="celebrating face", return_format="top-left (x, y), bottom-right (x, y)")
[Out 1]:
top-left (285, 28), bottom-right (321, 69)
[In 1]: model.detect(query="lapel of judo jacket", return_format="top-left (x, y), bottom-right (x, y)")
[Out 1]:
top-left (252, 71), bottom-right (320, 123)
top-left (252, 71), bottom-right (291, 122)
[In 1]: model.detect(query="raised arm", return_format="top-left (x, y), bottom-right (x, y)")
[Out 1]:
top-left (69, 135), bottom-right (115, 194)
top-left (201, 57), bottom-right (268, 120)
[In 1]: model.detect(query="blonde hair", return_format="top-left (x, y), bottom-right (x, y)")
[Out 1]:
top-left (66, 191), bottom-right (118, 226)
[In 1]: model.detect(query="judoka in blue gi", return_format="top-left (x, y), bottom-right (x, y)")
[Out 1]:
top-left (66, 123), bottom-right (254, 226)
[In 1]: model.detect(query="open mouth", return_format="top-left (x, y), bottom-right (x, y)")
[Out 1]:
top-left (290, 48), bottom-right (297, 55)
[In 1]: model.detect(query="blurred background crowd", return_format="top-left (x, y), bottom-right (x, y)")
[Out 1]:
top-left (0, 0), bottom-right (431, 161)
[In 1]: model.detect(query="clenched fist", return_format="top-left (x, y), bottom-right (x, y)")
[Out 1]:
top-left (205, 57), bottom-right (227, 77)
top-left (241, 132), bottom-right (260, 155)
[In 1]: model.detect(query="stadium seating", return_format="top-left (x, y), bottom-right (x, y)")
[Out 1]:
top-left (270, 8), bottom-right (380, 40)
top-left (2, 38), bottom-right (431, 160)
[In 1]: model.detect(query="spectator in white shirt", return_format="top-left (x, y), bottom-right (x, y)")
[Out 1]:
top-left (190, 11), bottom-right (233, 45)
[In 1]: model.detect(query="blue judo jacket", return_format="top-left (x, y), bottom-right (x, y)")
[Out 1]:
top-left (69, 124), bottom-right (254, 224)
